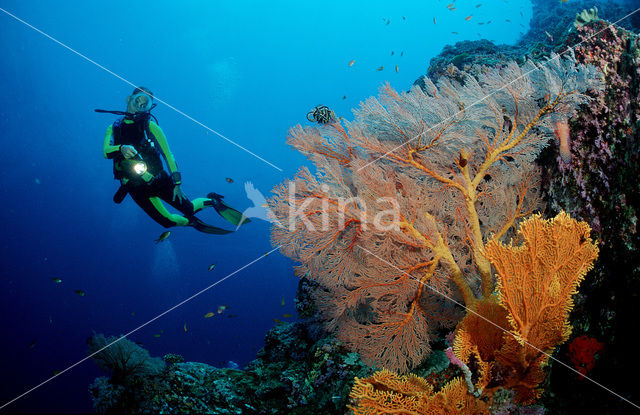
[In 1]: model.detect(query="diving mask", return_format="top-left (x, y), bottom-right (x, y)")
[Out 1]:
top-left (130, 92), bottom-right (154, 113)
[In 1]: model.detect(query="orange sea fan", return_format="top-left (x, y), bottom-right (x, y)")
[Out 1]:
top-left (483, 212), bottom-right (599, 402)
top-left (453, 297), bottom-right (510, 392)
top-left (484, 212), bottom-right (598, 352)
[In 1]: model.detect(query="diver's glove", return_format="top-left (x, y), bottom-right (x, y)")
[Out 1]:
top-left (120, 145), bottom-right (138, 159)
top-left (172, 185), bottom-right (186, 204)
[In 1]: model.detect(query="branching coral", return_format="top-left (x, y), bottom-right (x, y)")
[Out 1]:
top-left (574, 7), bottom-right (599, 29)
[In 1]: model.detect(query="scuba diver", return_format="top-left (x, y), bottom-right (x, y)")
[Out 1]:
top-left (99, 87), bottom-right (249, 234)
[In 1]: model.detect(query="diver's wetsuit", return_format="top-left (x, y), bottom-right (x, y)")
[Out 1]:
top-left (103, 116), bottom-right (209, 228)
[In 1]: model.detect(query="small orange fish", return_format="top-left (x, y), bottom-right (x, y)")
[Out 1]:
top-left (446, 2), bottom-right (455, 8)
top-left (554, 120), bottom-right (571, 163)
top-left (348, 59), bottom-right (355, 67)
top-left (465, 15), bottom-right (472, 21)
top-left (561, 0), bottom-right (568, 3)
top-left (377, 66), bottom-right (384, 71)
top-left (395, 65), bottom-right (399, 73)
top-left (183, 323), bottom-right (187, 332)
top-left (282, 314), bottom-right (293, 318)
top-left (452, 31), bottom-right (459, 34)
top-left (476, 3), bottom-right (482, 7)
top-left (204, 312), bottom-right (215, 318)
top-left (225, 177), bottom-right (234, 183)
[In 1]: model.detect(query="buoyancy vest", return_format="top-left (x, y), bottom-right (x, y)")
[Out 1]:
top-left (111, 115), bottom-right (165, 182)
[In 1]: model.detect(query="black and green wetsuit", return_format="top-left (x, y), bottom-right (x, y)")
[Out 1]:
top-left (103, 115), bottom-right (213, 229)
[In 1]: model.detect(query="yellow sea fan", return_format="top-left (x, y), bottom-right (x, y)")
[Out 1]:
top-left (350, 369), bottom-right (490, 415)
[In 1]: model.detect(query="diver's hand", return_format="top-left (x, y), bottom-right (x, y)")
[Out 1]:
top-left (120, 145), bottom-right (138, 159)
top-left (172, 185), bottom-right (185, 204)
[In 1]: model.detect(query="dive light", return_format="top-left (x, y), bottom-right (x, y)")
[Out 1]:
top-left (119, 153), bottom-right (150, 181)
top-left (132, 158), bottom-right (147, 175)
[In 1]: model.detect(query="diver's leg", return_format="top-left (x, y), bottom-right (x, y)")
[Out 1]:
top-left (153, 174), bottom-right (199, 217)
top-left (192, 198), bottom-right (210, 213)
top-left (128, 188), bottom-right (189, 227)
top-left (148, 197), bottom-right (190, 226)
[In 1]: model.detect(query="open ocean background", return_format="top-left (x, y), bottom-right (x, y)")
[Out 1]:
top-left (1, 0), bottom-right (549, 412)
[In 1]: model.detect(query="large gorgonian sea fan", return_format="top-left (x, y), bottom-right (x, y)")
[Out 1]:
top-left (269, 54), bottom-right (601, 373)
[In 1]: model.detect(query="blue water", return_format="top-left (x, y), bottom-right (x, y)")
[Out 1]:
top-left (0, 0), bottom-right (533, 412)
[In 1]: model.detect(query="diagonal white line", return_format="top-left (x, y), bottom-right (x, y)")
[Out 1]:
top-left (0, 6), bottom-right (283, 172)
top-left (355, 7), bottom-right (640, 173)
top-left (0, 246), bottom-right (282, 411)
top-left (358, 245), bottom-right (640, 411)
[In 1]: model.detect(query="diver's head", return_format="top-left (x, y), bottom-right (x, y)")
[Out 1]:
top-left (126, 86), bottom-right (154, 114)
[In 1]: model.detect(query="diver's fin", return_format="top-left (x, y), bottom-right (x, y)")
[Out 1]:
top-left (187, 217), bottom-right (233, 235)
top-left (207, 193), bottom-right (251, 227)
